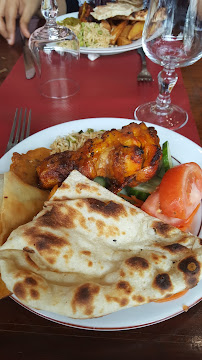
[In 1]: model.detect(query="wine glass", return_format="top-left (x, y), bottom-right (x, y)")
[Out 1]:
top-left (134, 0), bottom-right (202, 130)
top-left (29, 0), bottom-right (80, 99)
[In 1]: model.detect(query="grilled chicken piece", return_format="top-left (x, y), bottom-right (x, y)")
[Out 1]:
top-left (37, 122), bottom-right (162, 193)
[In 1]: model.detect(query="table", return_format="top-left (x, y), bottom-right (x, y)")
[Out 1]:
top-left (0, 29), bottom-right (202, 359)
top-left (0, 30), bottom-right (201, 143)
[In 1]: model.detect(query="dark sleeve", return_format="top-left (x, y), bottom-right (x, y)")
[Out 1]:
top-left (66, 0), bottom-right (79, 13)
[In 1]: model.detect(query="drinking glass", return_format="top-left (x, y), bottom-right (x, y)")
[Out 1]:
top-left (134, 0), bottom-right (202, 130)
top-left (29, 0), bottom-right (80, 99)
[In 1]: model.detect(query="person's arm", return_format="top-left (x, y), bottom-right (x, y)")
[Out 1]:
top-left (0, 0), bottom-right (42, 44)
top-left (0, 0), bottom-right (67, 45)
top-left (57, 0), bottom-right (67, 15)
top-left (198, 0), bottom-right (202, 19)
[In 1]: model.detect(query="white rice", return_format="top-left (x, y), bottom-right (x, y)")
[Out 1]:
top-left (50, 129), bottom-right (105, 153)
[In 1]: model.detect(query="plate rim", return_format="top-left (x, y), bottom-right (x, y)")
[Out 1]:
top-left (10, 294), bottom-right (202, 331)
top-left (1, 117), bottom-right (202, 330)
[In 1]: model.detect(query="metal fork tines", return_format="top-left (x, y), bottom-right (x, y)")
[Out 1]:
top-left (137, 47), bottom-right (153, 82)
top-left (5, 108), bottom-right (31, 153)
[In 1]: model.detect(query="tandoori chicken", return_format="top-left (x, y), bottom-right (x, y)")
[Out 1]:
top-left (36, 122), bottom-right (162, 194)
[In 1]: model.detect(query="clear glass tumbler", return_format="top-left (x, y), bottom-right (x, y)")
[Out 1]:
top-left (29, 0), bottom-right (80, 99)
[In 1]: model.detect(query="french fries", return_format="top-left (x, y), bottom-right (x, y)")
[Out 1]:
top-left (120, 24), bottom-right (133, 38)
top-left (128, 21), bottom-right (144, 41)
top-left (110, 20), bottom-right (128, 45)
top-left (101, 20), bottom-right (111, 32)
top-left (148, 22), bottom-right (158, 37)
top-left (117, 36), bottom-right (132, 46)
top-left (105, 19), bottom-right (145, 46)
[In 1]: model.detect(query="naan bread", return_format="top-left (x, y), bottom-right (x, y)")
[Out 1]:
top-left (112, 9), bottom-right (148, 21)
top-left (0, 171), bottom-right (49, 245)
top-left (0, 170), bottom-right (201, 319)
top-left (117, 0), bottom-right (143, 5)
top-left (91, 3), bottom-right (143, 21)
top-left (112, 7), bottom-right (166, 22)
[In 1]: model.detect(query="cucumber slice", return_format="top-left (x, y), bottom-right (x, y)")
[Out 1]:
top-left (157, 161), bottom-right (166, 179)
top-left (93, 176), bottom-right (108, 188)
top-left (157, 141), bottom-right (173, 178)
top-left (127, 188), bottom-right (150, 201)
top-left (126, 176), bottom-right (162, 201)
top-left (162, 141), bottom-right (173, 172)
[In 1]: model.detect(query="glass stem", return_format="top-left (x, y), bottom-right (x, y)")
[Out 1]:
top-left (41, 0), bottom-right (58, 27)
top-left (155, 67), bottom-right (178, 111)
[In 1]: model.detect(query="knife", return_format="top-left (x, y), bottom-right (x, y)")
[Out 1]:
top-left (22, 36), bottom-right (36, 80)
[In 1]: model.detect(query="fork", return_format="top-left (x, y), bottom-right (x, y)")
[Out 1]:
top-left (5, 108), bottom-right (31, 153)
top-left (137, 47), bottom-right (153, 82)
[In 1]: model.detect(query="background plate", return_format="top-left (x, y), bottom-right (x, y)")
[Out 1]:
top-left (57, 12), bottom-right (142, 57)
top-left (0, 118), bottom-right (201, 331)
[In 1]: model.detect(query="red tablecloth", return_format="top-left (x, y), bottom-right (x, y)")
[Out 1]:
top-left (0, 50), bottom-right (200, 156)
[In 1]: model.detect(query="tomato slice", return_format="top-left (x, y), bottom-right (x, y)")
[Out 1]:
top-left (141, 189), bottom-right (185, 227)
top-left (159, 163), bottom-right (202, 220)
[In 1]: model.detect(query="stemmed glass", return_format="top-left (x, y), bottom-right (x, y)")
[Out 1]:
top-left (29, 0), bottom-right (80, 99)
top-left (134, 0), bottom-right (202, 130)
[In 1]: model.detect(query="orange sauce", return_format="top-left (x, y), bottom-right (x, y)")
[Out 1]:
top-left (48, 184), bottom-right (58, 199)
top-left (154, 289), bottom-right (188, 303)
top-left (178, 204), bottom-right (200, 231)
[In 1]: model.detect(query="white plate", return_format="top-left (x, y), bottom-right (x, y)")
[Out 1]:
top-left (57, 12), bottom-right (142, 59)
top-left (0, 118), bottom-right (201, 331)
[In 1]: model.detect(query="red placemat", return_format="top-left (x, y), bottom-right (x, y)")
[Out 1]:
top-left (0, 50), bottom-right (200, 156)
